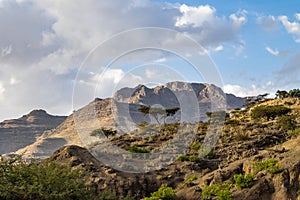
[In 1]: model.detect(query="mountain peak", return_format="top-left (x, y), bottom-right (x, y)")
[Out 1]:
top-left (27, 109), bottom-right (48, 117)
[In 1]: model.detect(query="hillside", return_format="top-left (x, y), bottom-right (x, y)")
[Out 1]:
top-left (0, 110), bottom-right (66, 154)
top-left (42, 97), bottom-right (300, 200)
top-left (16, 82), bottom-right (245, 159)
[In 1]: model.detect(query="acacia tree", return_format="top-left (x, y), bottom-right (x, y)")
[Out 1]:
top-left (275, 90), bottom-right (289, 99)
top-left (138, 105), bottom-right (180, 124)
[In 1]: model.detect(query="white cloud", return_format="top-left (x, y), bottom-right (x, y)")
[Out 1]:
top-left (0, 0), bottom-right (248, 121)
top-left (257, 15), bottom-right (279, 32)
top-left (154, 58), bottom-right (167, 63)
top-left (230, 13), bottom-right (247, 28)
top-left (0, 82), bottom-right (5, 95)
top-left (265, 46), bottom-right (279, 56)
top-left (265, 46), bottom-right (290, 57)
top-left (278, 15), bottom-right (300, 42)
top-left (175, 4), bottom-right (246, 46)
top-left (295, 13), bottom-right (300, 21)
top-left (223, 83), bottom-right (276, 97)
top-left (1, 44), bottom-right (13, 57)
top-left (175, 4), bottom-right (215, 28)
top-left (214, 45), bottom-right (224, 52)
top-left (9, 77), bottom-right (20, 85)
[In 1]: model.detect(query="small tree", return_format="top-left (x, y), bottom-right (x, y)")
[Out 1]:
top-left (138, 105), bottom-right (179, 124)
top-left (275, 90), bottom-right (288, 99)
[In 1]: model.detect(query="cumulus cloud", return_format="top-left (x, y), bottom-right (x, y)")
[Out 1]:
top-left (257, 15), bottom-right (279, 32)
top-left (0, 0), bottom-right (247, 121)
top-left (174, 4), bottom-right (246, 46)
top-left (223, 83), bottom-right (276, 97)
top-left (278, 15), bottom-right (300, 42)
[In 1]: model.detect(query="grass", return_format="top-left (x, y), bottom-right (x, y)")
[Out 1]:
top-left (289, 128), bottom-right (300, 136)
top-left (177, 155), bottom-right (200, 163)
top-left (144, 184), bottom-right (177, 200)
top-left (202, 183), bottom-right (233, 200)
top-left (190, 141), bottom-right (202, 150)
top-left (234, 174), bottom-right (254, 189)
top-left (254, 159), bottom-right (283, 174)
top-left (186, 175), bottom-right (198, 182)
top-left (128, 146), bottom-right (150, 153)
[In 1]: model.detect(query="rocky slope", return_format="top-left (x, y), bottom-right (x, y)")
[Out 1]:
top-left (16, 82), bottom-right (245, 159)
top-left (44, 97), bottom-right (300, 200)
top-left (0, 110), bottom-right (66, 155)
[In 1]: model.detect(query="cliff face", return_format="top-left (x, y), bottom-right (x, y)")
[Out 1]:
top-left (15, 82), bottom-right (245, 159)
top-left (0, 110), bottom-right (66, 154)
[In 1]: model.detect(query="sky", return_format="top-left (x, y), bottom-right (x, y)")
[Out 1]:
top-left (0, 0), bottom-right (299, 121)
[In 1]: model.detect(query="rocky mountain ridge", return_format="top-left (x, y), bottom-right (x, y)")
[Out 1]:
top-left (13, 82), bottom-right (245, 159)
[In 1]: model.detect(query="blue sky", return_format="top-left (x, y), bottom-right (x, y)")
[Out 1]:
top-left (0, 0), bottom-right (299, 121)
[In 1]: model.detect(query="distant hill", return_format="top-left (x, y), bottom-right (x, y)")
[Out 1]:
top-left (0, 110), bottom-right (66, 154)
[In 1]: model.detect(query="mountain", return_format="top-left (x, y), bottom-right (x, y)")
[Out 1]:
top-left (0, 110), bottom-right (66, 154)
top-left (43, 97), bottom-right (300, 200)
top-left (15, 82), bottom-right (245, 159)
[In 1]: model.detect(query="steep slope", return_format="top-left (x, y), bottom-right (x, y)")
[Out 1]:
top-left (44, 98), bottom-right (300, 200)
top-left (16, 82), bottom-right (245, 159)
top-left (0, 110), bottom-right (66, 154)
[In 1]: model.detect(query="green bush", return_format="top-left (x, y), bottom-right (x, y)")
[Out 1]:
top-left (144, 184), bottom-right (177, 200)
top-left (186, 175), bottom-right (198, 182)
top-left (254, 159), bottom-right (283, 174)
top-left (128, 145), bottom-right (150, 153)
top-left (277, 115), bottom-right (296, 131)
top-left (251, 105), bottom-right (291, 120)
top-left (190, 141), bottom-right (202, 150)
top-left (234, 174), bottom-right (254, 189)
top-left (0, 156), bottom-right (93, 200)
top-left (289, 128), bottom-right (300, 136)
top-left (177, 155), bottom-right (200, 163)
top-left (202, 183), bottom-right (233, 200)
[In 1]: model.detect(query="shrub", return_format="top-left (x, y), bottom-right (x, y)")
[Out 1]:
top-left (177, 155), bottom-right (200, 163)
top-left (186, 175), bottom-right (198, 182)
top-left (289, 128), bottom-right (300, 136)
top-left (90, 128), bottom-right (117, 137)
top-left (254, 159), bottom-right (283, 174)
top-left (277, 115), bottom-right (296, 131)
top-left (234, 174), bottom-right (254, 189)
top-left (144, 184), bottom-right (177, 200)
top-left (251, 105), bottom-right (291, 120)
top-left (202, 183), bottom-right (233, 200)
top-left (190, 141), bottom-right (202, 150)
top-left (128, 146), bottom-right (150, 153)
top-left (0, 156), bottom-right (93, 200)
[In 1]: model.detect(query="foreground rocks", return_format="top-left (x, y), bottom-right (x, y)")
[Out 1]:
top-left (46, 132), bottom-right (300, 200)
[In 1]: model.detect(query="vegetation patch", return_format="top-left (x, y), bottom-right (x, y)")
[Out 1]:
top-left (254, 159), bottom-right (283, 174)
top-left (144, 184), bottom-right (177, 200)
top-left (0, 156), bottom-right (93, 200)
top-left (289, 128), bottom-right (300, 136)
top-left (234, 174), bottom-right (254, 189)
top-left (177, 155), bottom-right (200, 163)
top-left (202, 183), bottom-right (233, 200)
top-left (128, 145), bottom-right (150, 153)
top-left (251, 105), bottom-right (291, 120)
